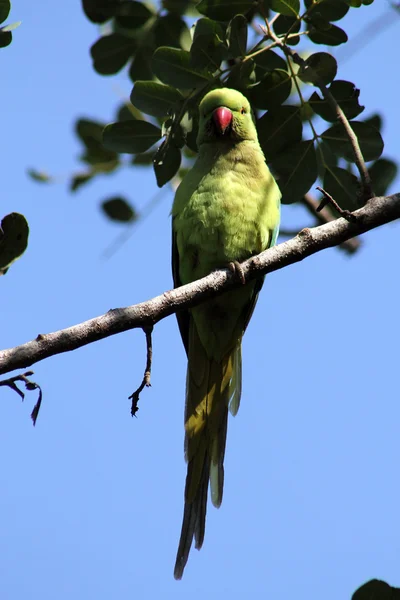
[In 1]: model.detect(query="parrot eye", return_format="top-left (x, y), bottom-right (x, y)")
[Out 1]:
top-left (240, 107), bottom-right (246, 114)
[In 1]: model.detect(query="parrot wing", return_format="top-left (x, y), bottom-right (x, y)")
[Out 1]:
top-left (172, 223), bottom-right (190, 355)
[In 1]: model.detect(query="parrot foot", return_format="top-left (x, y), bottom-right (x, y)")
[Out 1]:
top-left (228, 261), bottom-right (246, 285)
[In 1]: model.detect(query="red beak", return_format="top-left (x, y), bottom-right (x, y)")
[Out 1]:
top-left (212, 107), bottom-right (233, 134)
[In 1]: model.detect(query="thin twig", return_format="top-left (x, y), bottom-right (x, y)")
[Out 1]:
top-left (316, 84), bottom-right (373, 201)
top-left (129, 325), bottom-right (153, 417)
top-left (261, 19), bottom-right (374, 201)
top-left (302, 194), bottom-right (360, 254)
top-left (316, 186), bottom-right (358, 222)
top-left (0, 370), bottom-right (43, 425)
top-left (268, 12), bottom-right (280, 29)
top-left (283, 4), bottom-right (313, 45)
top-left (243, 30), bottom-right (308, 63)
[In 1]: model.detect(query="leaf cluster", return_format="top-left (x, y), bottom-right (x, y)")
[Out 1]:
top-left (0, 0), bottom-right (20, 49)
top-left (32, 0), bottom-right (397, 235)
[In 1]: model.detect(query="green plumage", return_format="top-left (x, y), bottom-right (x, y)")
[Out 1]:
top-left (172, 88), bottom-right (281, 579)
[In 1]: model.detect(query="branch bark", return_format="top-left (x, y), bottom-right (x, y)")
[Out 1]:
top-left (0, 194), bottom-right (399, 377)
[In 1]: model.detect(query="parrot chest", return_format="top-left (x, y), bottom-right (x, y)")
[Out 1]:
top-left (173, 147), bottom-right (279, 284)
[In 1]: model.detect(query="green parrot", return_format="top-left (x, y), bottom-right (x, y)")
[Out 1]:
top-left (171, 87), bottom-right (281, 579)
top-left (0, 212), bottom-right (29, 276)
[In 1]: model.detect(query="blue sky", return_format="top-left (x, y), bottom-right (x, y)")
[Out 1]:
top-left (1, 1), bottom-right (400, 598)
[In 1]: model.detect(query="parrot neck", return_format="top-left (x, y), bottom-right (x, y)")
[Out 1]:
top-left (199, 138), bottom-right (260, 156)
top-left (198, 139), bottom-right (265, 172)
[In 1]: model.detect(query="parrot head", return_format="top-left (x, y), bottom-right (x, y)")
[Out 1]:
top-left (196, 88), bottom-right (257, 146)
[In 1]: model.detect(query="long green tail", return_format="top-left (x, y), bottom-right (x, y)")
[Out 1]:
top-left (174, 322), bottom-right (241, 580)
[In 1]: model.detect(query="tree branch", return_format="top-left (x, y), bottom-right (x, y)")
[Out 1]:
top-left (302, 193), bottom-right (361, 254)
top-left (0, 194), bottom-right (399, 377)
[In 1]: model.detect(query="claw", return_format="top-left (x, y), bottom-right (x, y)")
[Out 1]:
top-left (228, 261), bottom-right (246, 285)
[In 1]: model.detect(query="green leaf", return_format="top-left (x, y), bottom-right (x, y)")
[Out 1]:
top-left (309, 80), bottom-right (364, 122)
top-left (129, 46), bottom-right (153, 81)
top-left (363, 113), bottom-right (381, 131)
top-left (273, 15), bottom-right (300, 45)
top-left (70, 172), bottom-right (93, 192)
top-left (116, 103), bottom-right (142, 121)
top-left (253, 49), bottom-right (287, 77)
top-left (306, 13), bottom-right (331, 32)
top-left (103, 120), bottom-right (161, 153)
top-left (114, 1), bottom-right (153, 29)
top-left (0, 29), bottom-right (11, 47)
top-left (308, 23), bottom-right (348, 45)
top-left (101, 197), bottom-right (138, 222)
top-left (190, 33), bottom-right (227, 70)
top-left (132, 152), bottom-right (154, 165)
top-left (227, 14), bottom-right (248, 57)
top-left (225, 58), bottom-right (255, 89)
top-left (152, 47), bottom-right (212, 88)
top-left (154, 13), bottom-right (191, 49)
top-left (321, 121), bottom-right (384, 162)
top-left (316, 139), bottom-right (338, 176)
top-left (76, 119), bottom-right (106, 148)
top-left (82, 0), bottom-right (117, 23)
top-left (298, 52), bottom-right (337, 86)
top-left (0, 212), bottom-right (29, 275)
top-left (324, 166), bottom-right (359, 210)
top-left (196, 0), bottom-right (254, 21)
top-left (162, 0), bottom-right (197, 14)
top-left (248, 69), bottom-right (292, 110)
top-left (131, 81), bottom-right (183, 118)
top-left (153, 141), bottom-right (182, 187)
top-left (184, 112), bottom-right (199, 153)
top-left (271, 140), bottom-right (317, 204)
top-left (299, 101), bottom-right (315, 122)
top-left (168, 121), bottom-right (186, 149)
top-left (90, 33), bottom-right (136, 75)
top-left (93, 159), bottom-right (119, 173)
top-left (269, 0), bottom-right (300, 17)
top-left (190, 17), bottom-right (227, 70)
top-left (352, 579), bottom-right (399, 600)
top-left (0, 0), bottom-right (10, 24)
top-left (76, 118), bottom-right (118, 164)
top-left (369, 158), bottom-right (398, 197)
top-left (304, 0), bottom-right (349, 21)
top-left (27, 169), bottom-right (52, 183)
top-left (257, 105), bottom-right (302, 161)
top-left (193, 16), bottom-right (225, 39)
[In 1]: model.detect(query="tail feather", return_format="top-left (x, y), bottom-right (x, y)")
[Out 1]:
top-left (194, 456), bottom-right (209, 549)
top-left (210, 407), bottom-right (228, 508)
top-left (229, 345), bottom-right (242, 416)
top-left (174, 323), bottom-right (242, 579)
top-left (174, 496), bottom-right (196, 580)
top-left (174, 453), bottom-right (210, 580)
